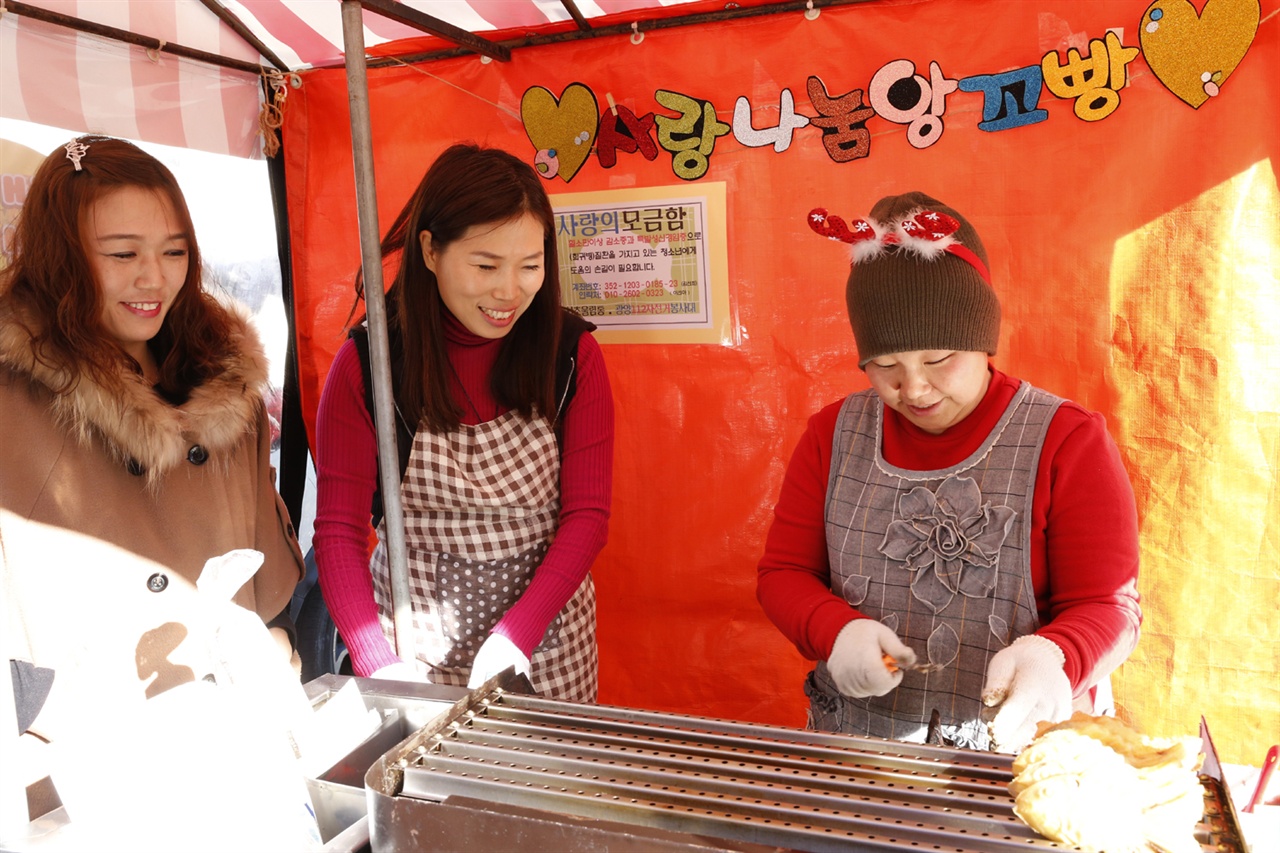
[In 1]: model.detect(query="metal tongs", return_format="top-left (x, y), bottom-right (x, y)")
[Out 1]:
top-left (881, 653), bottom-right (945, 674)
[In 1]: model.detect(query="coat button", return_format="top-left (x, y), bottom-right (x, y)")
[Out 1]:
top-left (146, 573), bottom-right (169, 592)
top-left (187, 444), bottom-right (209, 465)
top-left (127, 458), bottom-right (145, 476)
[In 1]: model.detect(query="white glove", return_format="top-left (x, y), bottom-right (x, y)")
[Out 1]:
top-left (981, 634), bottom-right (1072, 752)
top-left (828, 619), bottom-right (917, 698)
top-left (197, 549), bottom-right (265, 600)
top-left (369, 661), bottom-right (427, 683)
top-left (467, 633), bottom-right (531, 689)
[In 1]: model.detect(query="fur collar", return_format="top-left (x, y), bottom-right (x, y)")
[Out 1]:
top-left (0, 298), bottom-right (269, 482)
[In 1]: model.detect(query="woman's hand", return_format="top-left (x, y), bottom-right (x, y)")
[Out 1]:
top-left (827, 619), bottom-right (916, 698)
top-left (467, 634), bottom-right (531, 688)
top-left (369, 661), bottom-right (427, 683)
top-left (981, 635), bottom-right (1072, 752)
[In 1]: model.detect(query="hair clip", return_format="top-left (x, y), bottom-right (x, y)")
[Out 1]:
top-left (65, 139), bottom-right (90, 172)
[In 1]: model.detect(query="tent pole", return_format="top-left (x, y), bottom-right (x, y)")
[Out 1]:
top-left (339, 0), bottom-right (413, 662)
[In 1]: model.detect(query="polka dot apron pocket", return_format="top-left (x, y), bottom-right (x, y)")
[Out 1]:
top-left (433, 541), bottom-right (563, 668)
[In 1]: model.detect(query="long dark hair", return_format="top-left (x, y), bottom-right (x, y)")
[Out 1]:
top-left (352, 143), bottom-right (563, 432)
top-left (0, 135), bottom-right (231, 398)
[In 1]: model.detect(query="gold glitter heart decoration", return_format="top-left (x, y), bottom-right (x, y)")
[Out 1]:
top-left (1139, 0), bottom-right (1260, 109)
top-left (520, 84), bottom-right (600, 182)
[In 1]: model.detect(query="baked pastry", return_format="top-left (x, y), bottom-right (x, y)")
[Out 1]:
top-left (1009, 712), bottom-right (1204, 853)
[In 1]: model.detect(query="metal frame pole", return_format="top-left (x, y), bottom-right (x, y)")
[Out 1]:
top-left (339, 0), bottom-right (413, 659)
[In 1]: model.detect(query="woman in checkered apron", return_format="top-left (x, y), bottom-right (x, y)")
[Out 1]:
top-left (757, 192), bottom-right (1142, 752)
top-left (313, 144), bottom-right (614, 702)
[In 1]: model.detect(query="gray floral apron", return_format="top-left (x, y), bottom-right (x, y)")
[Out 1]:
top-left (808, 382), bottom-right (1061, 750)
top-left (370, 410), bottom-right (597, 702)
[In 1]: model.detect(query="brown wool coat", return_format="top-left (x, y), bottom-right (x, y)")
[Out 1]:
top-left (0, 298), bottom-right (304, 630)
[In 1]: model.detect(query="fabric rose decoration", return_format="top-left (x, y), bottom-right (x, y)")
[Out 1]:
top-left (878, 475), bottom-right (1016, 613)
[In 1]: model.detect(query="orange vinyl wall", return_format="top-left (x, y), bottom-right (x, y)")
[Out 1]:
top-left (281, 0), bottom-right (1279, 764)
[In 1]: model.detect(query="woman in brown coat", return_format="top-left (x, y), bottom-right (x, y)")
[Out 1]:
top-left (0, 136), bottom-right (304, 750)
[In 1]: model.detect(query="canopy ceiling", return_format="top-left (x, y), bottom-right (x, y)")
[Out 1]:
top-left (1, 0), bottom-right (824, 156)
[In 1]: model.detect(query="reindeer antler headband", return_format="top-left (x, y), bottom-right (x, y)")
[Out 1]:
top-left (808, 206), bottom-right (991, 284)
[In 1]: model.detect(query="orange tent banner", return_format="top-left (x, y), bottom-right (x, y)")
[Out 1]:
top-left (282, 0), bottom-right (1279, 764)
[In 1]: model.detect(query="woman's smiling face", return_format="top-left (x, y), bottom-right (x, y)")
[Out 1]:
top-left (864, 350), bottom-right (991, 433)
top-left (85, 185), bottom-right (189, 364)
top-left (420, 213), bottom-right (545, 339)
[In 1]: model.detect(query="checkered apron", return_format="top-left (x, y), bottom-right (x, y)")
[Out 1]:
top-left (807, 382), bottom-right (1061, 749)
top-left (370, 410), bottom-right (597, 702)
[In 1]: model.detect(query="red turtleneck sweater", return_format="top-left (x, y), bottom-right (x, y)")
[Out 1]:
top-left (313, 313), bottom-right (614, 675)
top-left (756, 367), bottom-right (1141, 694)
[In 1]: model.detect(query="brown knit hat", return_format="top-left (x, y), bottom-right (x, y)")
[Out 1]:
top-left (808, 191), bottom-right (1000, 367)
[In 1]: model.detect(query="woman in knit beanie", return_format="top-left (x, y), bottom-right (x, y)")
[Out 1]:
top-left (756, 191), bottom-right (1141, 753)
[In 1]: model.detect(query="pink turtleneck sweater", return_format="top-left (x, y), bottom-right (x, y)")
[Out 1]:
top-left (313, 313), bottom-right (614, 675)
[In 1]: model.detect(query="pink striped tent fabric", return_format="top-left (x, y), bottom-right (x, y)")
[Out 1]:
top-left (0, 0), bottom-right (707, 158)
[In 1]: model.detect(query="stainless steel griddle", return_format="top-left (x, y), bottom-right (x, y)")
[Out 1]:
top-left (355, 672), bottom-right (1249, 853)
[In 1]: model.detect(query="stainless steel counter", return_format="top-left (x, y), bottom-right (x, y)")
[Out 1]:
top-left (302, 673), bottom-right (462, 851)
